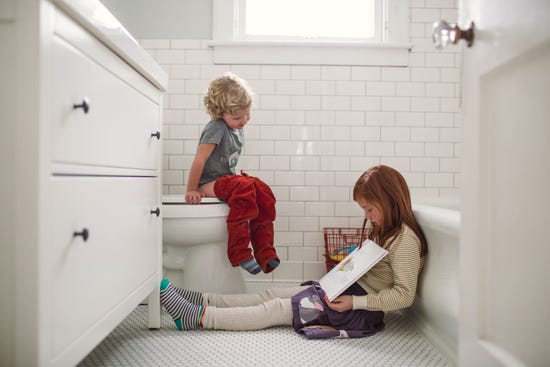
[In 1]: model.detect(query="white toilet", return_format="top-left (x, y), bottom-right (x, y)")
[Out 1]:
top-left (162, 195), bottom-right (246, 294)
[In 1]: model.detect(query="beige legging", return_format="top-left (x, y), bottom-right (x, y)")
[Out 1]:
top-left (201, 286), bottom-right (308, 330)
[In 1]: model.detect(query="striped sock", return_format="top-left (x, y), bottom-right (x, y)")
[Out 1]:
top-left (160, 280), bottom-right (205, 330)
top-left (265, 258), bottom-right (280, 273)
top-left (171, 285), bottom-right (204, 305)
top-left (240, 258), bottom-right (261, 274)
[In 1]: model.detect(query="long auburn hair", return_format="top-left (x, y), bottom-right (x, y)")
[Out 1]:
top-left (353, 165), bottom-right (428, 256)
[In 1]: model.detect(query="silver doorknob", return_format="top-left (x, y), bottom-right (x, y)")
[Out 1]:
top-left (432, 20), bottom-right (475, 49)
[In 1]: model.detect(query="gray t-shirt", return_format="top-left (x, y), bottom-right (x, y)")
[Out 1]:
top-left (198, 119), bottom-right (244, 186)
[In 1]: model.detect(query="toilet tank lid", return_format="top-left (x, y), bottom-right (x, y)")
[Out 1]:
top-left (162, 195), bottom-right (224, 204)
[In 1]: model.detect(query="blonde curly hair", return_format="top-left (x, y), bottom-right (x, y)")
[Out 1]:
top-left (203, 72), bottom-right (253, 119)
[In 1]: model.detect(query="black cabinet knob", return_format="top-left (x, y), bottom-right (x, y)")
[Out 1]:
top-left (73, 97), bottom-right (90, 114)
top-left (73, 228), bottom-right (89, 241)
top-left (150, 207), bottom-right (160, 217)
top-left (151, 131), bottom-right (161, 140)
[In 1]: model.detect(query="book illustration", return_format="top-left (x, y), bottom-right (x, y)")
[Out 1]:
top-left (336, 256), bottom-right (354, 272)
top-left (329, 245), bottom-right (357, 262)
top-left (320, 239), bottom-right (388, 302)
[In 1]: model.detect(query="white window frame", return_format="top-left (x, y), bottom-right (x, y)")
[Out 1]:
top-left (210, 0), bottom-right (410, 66)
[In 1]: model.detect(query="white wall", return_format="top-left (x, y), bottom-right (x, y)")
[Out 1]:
top-left (140, 0), bottom-right (461, 283)
top-left (100, 0), bottom-right (212, 39)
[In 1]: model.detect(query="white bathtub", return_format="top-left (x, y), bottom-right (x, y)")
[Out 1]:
top-left (410, 203), bottom-right (460, 365)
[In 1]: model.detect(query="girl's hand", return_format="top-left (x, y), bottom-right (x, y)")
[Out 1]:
top-left (185, 191), bottom-right (204, 204)
top-left (324, 295), bottom-right (353, 312)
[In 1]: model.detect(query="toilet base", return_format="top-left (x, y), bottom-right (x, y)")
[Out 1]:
top-left (163, 243), bottom-right (246, 295)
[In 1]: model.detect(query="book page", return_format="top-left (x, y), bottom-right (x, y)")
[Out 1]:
top-left (320, 240), bottom-right (388, 302)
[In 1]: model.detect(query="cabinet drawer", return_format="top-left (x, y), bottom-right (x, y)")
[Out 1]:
top-left (49, 24), bottom-right (161, 171)
top-left (49, 176), bottom-right (161, 356)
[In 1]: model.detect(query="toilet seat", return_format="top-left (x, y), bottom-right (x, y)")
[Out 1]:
top-left (162, 195), bottom-right (228, 218)
top-left (162, 195), bottom-right (222, 204)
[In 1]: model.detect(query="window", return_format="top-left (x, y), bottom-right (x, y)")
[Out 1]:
top-left (240, 0), bottom-right (379, 42)
top-left (211, 0), bottom-right (410, 66)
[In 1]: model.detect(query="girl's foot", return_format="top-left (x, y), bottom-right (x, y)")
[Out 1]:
top-left (170, 282), bottom-right (204, 305)
top-left (160, 279), bottom-right (205, 330)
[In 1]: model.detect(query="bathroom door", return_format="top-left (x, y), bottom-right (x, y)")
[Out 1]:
top-left (459, 0), bottom-right (550, 366)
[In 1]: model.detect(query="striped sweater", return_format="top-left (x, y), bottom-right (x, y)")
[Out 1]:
top-left (353, 225), bottom-right (424, 312)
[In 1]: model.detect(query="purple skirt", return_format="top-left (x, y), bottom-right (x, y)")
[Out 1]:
top-left (291, 282), bottom-right (384, 339)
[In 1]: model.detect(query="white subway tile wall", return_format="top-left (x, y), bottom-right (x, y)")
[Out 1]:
top-left (143, 1), bottom-right (461, 283)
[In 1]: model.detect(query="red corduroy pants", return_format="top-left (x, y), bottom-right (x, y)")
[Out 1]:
top-left (214, 173), bottom-right (279, 273)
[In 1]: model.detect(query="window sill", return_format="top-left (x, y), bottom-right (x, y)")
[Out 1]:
top-left (207, 41), bottom-right (411, 67)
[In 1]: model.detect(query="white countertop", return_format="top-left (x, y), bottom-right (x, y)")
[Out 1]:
top-left (52, 0), bottom-right (168, 91)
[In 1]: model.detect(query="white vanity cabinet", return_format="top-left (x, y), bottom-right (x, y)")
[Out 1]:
top-left (0, 0), bottom-right (167, 366)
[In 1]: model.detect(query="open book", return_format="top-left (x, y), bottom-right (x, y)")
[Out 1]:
top-left (320, 239), bottom-right (388, 302)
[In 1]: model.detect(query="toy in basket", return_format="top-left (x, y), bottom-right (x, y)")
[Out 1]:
top-left (323, 227), bottom-right (368, 272)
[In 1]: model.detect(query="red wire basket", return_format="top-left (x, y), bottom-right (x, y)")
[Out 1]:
top-left (323, 227), bottom-right (367, 272)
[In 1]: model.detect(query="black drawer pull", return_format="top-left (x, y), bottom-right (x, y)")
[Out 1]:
top-left (150, 207), bottom-right (160, 217)
top-left (73, 98), bottom-right (90, 114)
top-left (151, 131), bottom-right (161, 140)
top-left (73, 228), bottom-right (89, 241)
